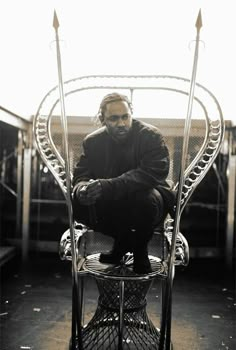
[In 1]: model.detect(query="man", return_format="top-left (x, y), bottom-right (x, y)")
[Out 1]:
top-left (72, 92), bottom-right (175, 274)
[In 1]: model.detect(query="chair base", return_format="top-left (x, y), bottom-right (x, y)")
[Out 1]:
top-left (71, 326), bottom-right (160, 350)
top-left (70, 254), bottom-right (169, 349)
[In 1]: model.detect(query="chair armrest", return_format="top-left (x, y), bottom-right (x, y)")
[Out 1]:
top-left (59, 222), bottom-right (88, 261)
top-left (165, 230), bottom-right (190, 266)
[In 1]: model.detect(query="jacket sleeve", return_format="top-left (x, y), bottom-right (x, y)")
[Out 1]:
top-left (100, 132), bottom-right (171, 200)
top-left (72, 140), bottom-right (91, 195)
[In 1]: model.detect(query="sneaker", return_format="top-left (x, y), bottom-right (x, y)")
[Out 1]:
top-left (99, 232), bottom-right (133, 265)
top-left (133, 255), bottom-right (152, 274)
top-left (99, 251), bottom-right (124, 264)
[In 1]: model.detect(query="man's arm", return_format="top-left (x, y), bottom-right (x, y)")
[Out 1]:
top-left (72, 141), bottom-right (93, 201)
top-left (72, 139), bottom-right (104, 206)
top-left (99, 132), bottom-right (170, 200)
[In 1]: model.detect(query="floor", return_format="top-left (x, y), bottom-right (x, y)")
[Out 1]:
top-left (0, 252), bottom-right (235, 350)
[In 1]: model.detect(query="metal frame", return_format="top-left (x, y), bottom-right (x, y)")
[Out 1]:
top-left (16, 130), bottom-right (24, 234)
top-left (0, 107), bottom-right (31, 262)
top-left (0, 106), bottom-right (29, 131)
top-left (225, 128), bottom-right (236, 269)
top-left (22, 137), bottom-right (32, 262)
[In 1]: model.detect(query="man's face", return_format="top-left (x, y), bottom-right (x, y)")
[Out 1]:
top-left (102, 100), bottom-right (132, 142)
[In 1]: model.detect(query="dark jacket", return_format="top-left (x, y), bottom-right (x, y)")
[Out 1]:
top-left (73, 119), bottom-right (175, 211)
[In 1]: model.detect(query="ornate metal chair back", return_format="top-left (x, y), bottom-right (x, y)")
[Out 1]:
top-left (33, 75), bottom-right (224, 349)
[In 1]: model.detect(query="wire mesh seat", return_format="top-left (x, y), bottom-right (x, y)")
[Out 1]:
top-left (33, 75), bottom-right (224, 350)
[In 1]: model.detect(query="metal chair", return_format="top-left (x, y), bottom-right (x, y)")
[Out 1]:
top-left (33, 75), bottom-right (224, 349)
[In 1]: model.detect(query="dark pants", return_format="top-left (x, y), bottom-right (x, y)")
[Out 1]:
top-left (73, 189), bottom-right (167, 252)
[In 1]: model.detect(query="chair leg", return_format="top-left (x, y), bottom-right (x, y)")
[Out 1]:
top-left (79, 277), bottom-right (85, 326)
top-left (165, 290), bottom-right (172, 350)
top-left (166, 266), bottom-right (175, 350)
top-left (70, 276), bottom-right (84, 350)
top-left (118, 280), bottom-right (125, 350)
top-left (159, 267), bottom-right (174, 350)
top-left (71, 284), bottom-right (77, 350)
top-left (159, 281), bottom-right (167, 349)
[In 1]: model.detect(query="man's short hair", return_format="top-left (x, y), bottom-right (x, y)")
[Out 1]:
top-left (99, 92), bottom-right (133, 117)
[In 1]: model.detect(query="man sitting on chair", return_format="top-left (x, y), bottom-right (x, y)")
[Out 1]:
top-left (72, 92), bottom-right (175, 274)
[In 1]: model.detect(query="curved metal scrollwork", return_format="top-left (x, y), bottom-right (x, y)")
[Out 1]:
top-left (179, 118), bottom-right (223, 213)
top-left (34, 114), bottom-right (69, 197)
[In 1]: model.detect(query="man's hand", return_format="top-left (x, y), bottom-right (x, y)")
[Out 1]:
top-left (77, 179), bottom-right (102, 205)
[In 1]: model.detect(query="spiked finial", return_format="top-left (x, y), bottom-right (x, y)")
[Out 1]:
top-left (53, 10), bottom-right (59, 30)
top-left (195, 9), bottom-right (202, 32)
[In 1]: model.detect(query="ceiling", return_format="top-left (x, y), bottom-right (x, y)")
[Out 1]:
top-left (0, 0), bottom-right (235, 124)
